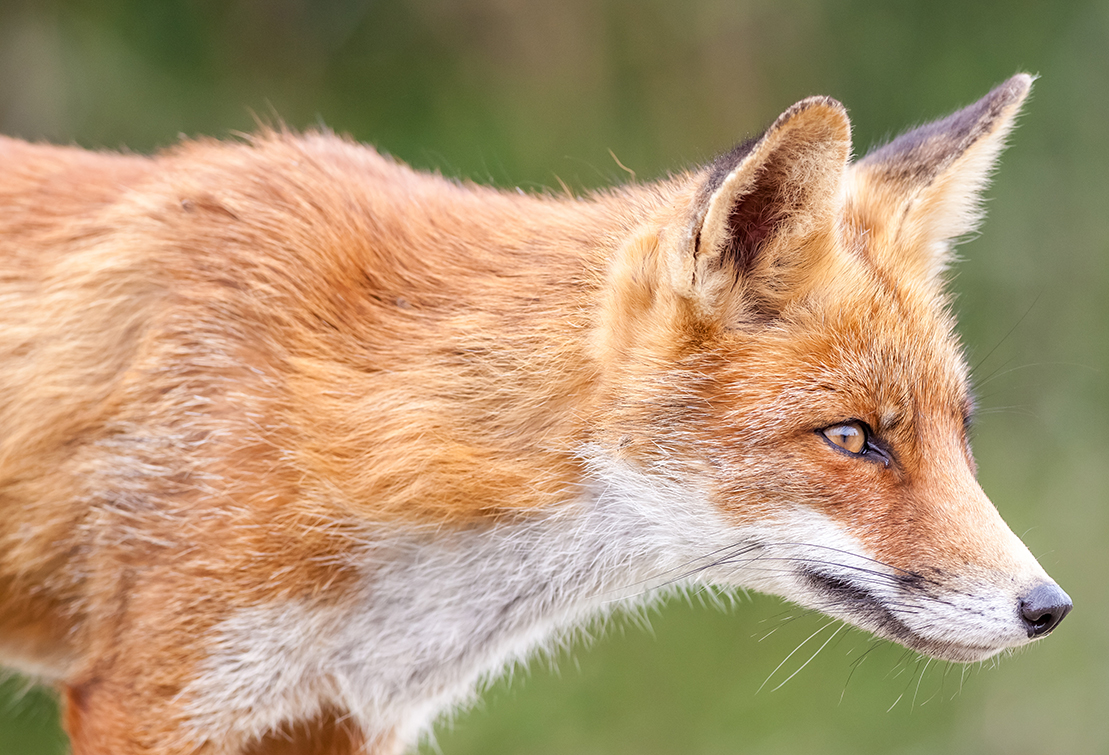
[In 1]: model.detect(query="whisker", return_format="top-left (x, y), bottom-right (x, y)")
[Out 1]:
top-left (936, 660), bottom-right (957, 704)
top-left (715, 553), bottom-right (907, 580)
top-left (645, 542), bottom-right (763, 590)
top-left (969, 287), bottom-right (1042, 377)
top-left (887, 648), bottom-right (918, 681)
top-left (911, 657), bottom-right (933, 709)
top-left (758, 620), bottom-right (836, 694)
top-left (840, 639), bottom-right (886, 705)
top-left (770, 623), bottom-right (847, 692)
top-left (887, 655), bottom-right (923, 714)
top-left (756, 609), bottom-right (808, 642)
top-left (760, 542), bottom-right (920, 577)
top-left (974, 359), bottom-right (1095, 389)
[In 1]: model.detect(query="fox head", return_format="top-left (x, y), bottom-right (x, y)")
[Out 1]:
top-left (595, 74), bottom-right (1069, 662)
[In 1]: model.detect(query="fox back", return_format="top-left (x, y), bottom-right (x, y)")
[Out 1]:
top-left (0, 74), bottom-right (1069, 754)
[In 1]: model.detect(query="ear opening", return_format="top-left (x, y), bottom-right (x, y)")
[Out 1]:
top-left (686, 96), bottom-right (852, 315)
top-left (697, 137), bottom-right (790, 275)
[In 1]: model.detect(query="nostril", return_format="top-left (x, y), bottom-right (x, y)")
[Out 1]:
top-left (1019, 582), bottom-right (1073, 638)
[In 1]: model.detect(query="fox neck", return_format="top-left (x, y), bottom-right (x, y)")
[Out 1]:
top-left (189, 448), bottom-right (738, 747)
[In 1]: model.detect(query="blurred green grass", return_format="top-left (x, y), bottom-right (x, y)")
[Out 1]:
top-left (1, 1), bottom-right (1106, 753)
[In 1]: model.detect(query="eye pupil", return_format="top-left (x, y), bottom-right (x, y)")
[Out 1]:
top-left (823, 421), bottom-right (867, 455)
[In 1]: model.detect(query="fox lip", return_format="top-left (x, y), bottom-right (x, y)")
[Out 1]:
top-left (800, 568), bottom-right (918, 643)
top-left (799, 568), bottom-right (1009, 663)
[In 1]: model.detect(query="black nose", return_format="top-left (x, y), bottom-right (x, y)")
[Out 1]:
top-left (1019, 582), bottom-right (1073, 637)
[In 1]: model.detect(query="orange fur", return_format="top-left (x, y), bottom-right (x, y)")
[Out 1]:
top-left (0, 75), bottom-right (1068, 754)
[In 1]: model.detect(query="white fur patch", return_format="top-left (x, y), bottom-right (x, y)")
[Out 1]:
top-left (182, 451), bottom-right (740, 748)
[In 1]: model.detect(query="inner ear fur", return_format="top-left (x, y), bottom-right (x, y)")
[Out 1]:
top-left (681, 96), bottom-right (852, 317)
top-left (850, 73), bottom-right (1033, 285)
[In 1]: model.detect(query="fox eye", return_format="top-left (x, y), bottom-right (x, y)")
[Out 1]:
top-left (821, 421), bottom-right (868, 455)
top-left (818, 421), bottom-right (892, 467)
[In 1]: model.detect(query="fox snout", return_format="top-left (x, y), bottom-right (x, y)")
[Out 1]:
top-left (794, 556), bottom-right (1071, 663)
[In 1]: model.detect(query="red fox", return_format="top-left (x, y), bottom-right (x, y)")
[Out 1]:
top-left (0, 73), bottom-right (1070, 754)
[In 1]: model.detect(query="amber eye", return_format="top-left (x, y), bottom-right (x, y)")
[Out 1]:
top-left (822, 421), bottom-right (867, 455)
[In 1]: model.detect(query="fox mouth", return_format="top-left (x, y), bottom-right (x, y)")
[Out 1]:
top-left (799, 568), bottom-right (1004, 663)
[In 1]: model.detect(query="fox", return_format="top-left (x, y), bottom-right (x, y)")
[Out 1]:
top-left (0, 72), bottom-right (1070, 754)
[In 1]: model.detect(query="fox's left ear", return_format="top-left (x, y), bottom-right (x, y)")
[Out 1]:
top-left (851, 74), bottom-right (1033, 284)
top-left (676, 95), bottom-right (851, 318)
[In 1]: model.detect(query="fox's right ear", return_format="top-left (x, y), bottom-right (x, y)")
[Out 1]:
top-left (674, 96), bottom-right (852, 319)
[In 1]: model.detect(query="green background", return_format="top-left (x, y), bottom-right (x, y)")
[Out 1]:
top-left (0, 1), bottom-right (1104, 753)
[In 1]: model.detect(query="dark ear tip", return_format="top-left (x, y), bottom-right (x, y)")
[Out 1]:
top-left (761, 96), bottom-right (851, 156)
top-left (775, 96), bottom-right (849, 129)
top-left (996, 73), bottom-right (1035, 106)
top-left (793, 94), bottom-right (846, 112)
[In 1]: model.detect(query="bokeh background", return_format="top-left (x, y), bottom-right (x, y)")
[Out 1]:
top-left (0, 1), bottom-right (1105, 753)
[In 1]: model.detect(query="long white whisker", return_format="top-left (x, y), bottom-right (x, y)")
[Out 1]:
top-left (770, 623), bottom-right (847, 692)
top-left (758, 620), bottom-right (836, 694)
top-left (911, 657), bottom-right (933, 709)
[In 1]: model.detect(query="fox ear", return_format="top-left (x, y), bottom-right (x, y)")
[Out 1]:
top-left (851, 74), bottom-right (1033, 284)
top-left (679, 96), bottom-right (851, 318)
